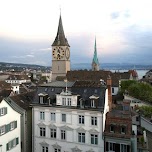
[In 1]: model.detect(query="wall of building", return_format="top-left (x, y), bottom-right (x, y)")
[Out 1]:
top-left (33, 106), bottom-right (104, 152)
top-left (111, 87), bottom-right (119, 96)
top-left (0, 99), bottom-right (21, 152)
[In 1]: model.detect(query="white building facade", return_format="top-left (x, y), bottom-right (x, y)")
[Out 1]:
top-left (32, 86), bottom-right (109, 152)
top-left (0, 98), bottom-right (21, 152)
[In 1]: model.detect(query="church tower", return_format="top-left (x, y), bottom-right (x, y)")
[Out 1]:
top-left (92, 38), bottom-right (100, 71)
top-left (51, 14), bottom-right (70, 81)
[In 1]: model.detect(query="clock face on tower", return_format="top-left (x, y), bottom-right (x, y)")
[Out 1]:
top-left (65, 47), bottom-right (70, 59)
top-left (52, 47), bottom-right (65, 60)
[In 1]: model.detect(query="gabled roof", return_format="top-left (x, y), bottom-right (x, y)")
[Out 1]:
top-left (7, 91), bottom-right (35, 110)
top-left (52, 15), bottom-right (69, 46)
top-left (6, 74), bottom-right (30, 81)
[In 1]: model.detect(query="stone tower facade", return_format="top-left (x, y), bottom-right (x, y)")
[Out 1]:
top-left (51, 15), bottom-right (70, 81)
top-left (92, 38), bottom-right (100, 71)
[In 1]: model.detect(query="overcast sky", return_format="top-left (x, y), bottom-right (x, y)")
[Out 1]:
top-left (0, 0), bottom-right (152, 66)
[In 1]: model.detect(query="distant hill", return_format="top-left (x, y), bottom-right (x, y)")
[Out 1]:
top-left (71, 62), bottom-right (152, 70)
top-left (0, 62), bottom-right (50, 71)
top-left (0, 62), bottom-right (151, 71)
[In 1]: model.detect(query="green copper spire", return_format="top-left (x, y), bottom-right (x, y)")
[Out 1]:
top-left (52, 14), bottom-right (69, 46)
top-left (92, 38), bottom-right (99, 71)
top-left (93, 38), bottom-right (99, 64)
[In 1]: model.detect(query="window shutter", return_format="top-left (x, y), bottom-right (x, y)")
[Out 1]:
top-left (6, 143), bottom-right (9, 151)
top-left (4, 107), bottom-right (7, 114)
top-left (11, 140), bottom-right (13, 148)
top-left (14, 121), bottom-right (17, 128)
top-left (16, 137), bottom-right (19, 145)
top-left (0, 109), bottom-right (1, 116)
top-left (5, 124), bottom-right (8, 133)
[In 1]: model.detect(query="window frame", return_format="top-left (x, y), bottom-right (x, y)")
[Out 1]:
top-left (51, 113), bottom-right (56, 121)
top-left (42, 146), bottom-right (48, 152)
top-left (91, 100), bottom-right (95, 108)
top-left (91, 134), bottom-right (98, 145)
top-left (91, 116), bottom-right (97, 126)
top-left (50, 128), bottom-right (56, 139)
top-left (40, 111), bottom-right (45, 120)
top-left (0, 125), bottom-right (5, 135)
top-left (40, 127), bottom-right (46, 137)
top-left (110, 125), bottom-right (115, 133)
top-left (62, 114), bottom-right (66, 122)
top-left (61, 130), bottom-right (66, 140)
top-left (79, 115), bottom-right (84, 124)
top-left (78, 132), bottom-right (85, 143)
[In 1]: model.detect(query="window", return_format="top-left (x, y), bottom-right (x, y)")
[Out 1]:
top-left (61, 130), bottom-right (66, 140)
top-left (40, 112), bottom-right (45, 120)
top-left (50, 128), bottom-right (56, 138)
top-left (42, 146), bottom-right (48, 152)
top-left (110, 125), bottom-right (115, 132)
top-left (112, 87), bottom-right (114, 93)
top-left (62, 98), bottom-right (66, 105)
top-left (109, 142), bottom-right (115, 151)
top-left (0, 107), bottom-right (7, 116)
top-left (67, 98), bottom-right (71, 106)
top-left (91, 134), bottom-right (98, 145)
top-left (51, 113), bottom-right (56, 121)
top-left (6, 138), bottom-right (19, 151)
top-left (78, 132), bottom-right (85, 143)
top-left (91, 100), bottom-right (95, 107)
top-left (40, 127), bottom-right (46, 137)
top-left (121, 126), bottom-right (126, 134)
top-left (91, 116), bottom-right (97, 126)
top-left (10, 121), bottom-right (17, 130)
top-left (40, 96), bottom-right (44, 104)
top-left (121, 144), bottom-right (127, 152)
top-left (0, 125), bottom-right (5, 135)
top-left (62, 114), bottom-right (66, 122)
top-left (54, 148), bottom-right (61, 152)
top-left (79, 115), bottom-right (84, 124)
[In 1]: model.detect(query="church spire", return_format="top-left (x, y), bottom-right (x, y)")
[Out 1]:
top-left (52, 14), bottom-right (69, 46)
top-left (92, 37), bottom-right (100, 71)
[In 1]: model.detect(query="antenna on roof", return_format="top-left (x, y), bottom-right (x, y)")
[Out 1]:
top-left (64, 78), bottom-right (68, 93)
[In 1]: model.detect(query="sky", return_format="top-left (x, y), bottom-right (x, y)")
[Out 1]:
top-left (0, 0), bottom-right (152, 66)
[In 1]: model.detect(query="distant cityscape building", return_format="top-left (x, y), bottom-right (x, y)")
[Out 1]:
top-left (92, 38), bottom-right (100, 71)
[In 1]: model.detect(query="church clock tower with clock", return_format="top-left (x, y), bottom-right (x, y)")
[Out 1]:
top-left (51, 14), bottom-right (70, 81)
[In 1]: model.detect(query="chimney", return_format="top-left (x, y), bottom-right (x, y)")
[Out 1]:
top-left (107, 75), bottom-right (112, 111)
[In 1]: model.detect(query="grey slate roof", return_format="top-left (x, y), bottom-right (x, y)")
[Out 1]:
top-left (32, 80), bottom-right (106, 112)
top-left (52, 15), bottom-right (70, 46)
top-left (40, 81), bottom-right (75, 87)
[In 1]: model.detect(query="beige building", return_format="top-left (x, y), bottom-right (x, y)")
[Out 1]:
top-left (51, 15), bottom-right (70, 81)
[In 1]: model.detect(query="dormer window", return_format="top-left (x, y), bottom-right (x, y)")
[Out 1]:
top-left (40, 96), bottom-right (44, 104)
top-left (67, 98), bottom-right (71, 106)
top-left (91, 100), bottom-right (95, 108)
top-left (38, 93), bottom-right (48, 104)
top-left (62, 98), bottom-right (66, 105)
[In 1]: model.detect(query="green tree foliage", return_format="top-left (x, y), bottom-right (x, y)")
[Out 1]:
top-left (139, 106), bottom-right (152, 118)
top-left (119, 80), bottom-right (152, 103)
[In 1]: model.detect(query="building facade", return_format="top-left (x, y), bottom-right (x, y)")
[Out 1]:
top-left (32, 80), bottom-right (110, 152)
top-left (0, 98), bottom-right (21, 152)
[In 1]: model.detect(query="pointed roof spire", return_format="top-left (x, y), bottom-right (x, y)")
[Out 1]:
top-left (92, 37), bottom-right (99, 65)
top-left (52, 14), bottom-right (69, 46)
